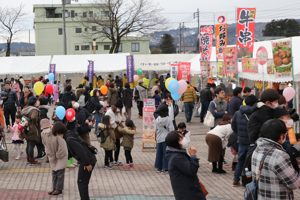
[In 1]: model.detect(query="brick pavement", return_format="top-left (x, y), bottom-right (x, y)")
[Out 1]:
top-left (0, 107), bottom-right (300, 200)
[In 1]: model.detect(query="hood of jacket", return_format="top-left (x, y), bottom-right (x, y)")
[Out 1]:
top-left (239, 105), bottom-right (256, 115)
top-left (165, 146), bottom-right (187, 160)
top-left (256, 137), bottom-right (284, 151)
top-left (42, 127), bottom-right (52, 136)
top-left (21, 106), bottom-right (40, 116)
top-left (155, 116), bottom-right (170, 127)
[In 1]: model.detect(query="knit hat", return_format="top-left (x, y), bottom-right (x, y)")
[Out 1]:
top-left (40, 118), bottom-right (51, 129)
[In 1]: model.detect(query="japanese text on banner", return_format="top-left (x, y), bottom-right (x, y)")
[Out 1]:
top-left (200, 25), bottom-right (214, 61)
top-left (126, 55), bottom-right (134, 83)
top-left (143, 99), bottom-right (156, 141)
top-left (87, 60), bottom-right (94, 84)
top-left (215, 24), bottom-right (228, 60)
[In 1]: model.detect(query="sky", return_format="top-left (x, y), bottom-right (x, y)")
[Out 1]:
top-left (1, 0), bottom-right (300, 43)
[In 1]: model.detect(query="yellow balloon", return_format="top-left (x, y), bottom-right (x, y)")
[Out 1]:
top-left (165, 77), bottom-right (174, 90)
top-left (33, 81), bottom-right (44, 95)
top-left (90, 89), bottom-right (94, 97)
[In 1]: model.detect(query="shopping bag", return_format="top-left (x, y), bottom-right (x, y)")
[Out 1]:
top-left (203, 111), bottom-right (215, 127)
top-left (0, 136), bottom-right (8, 162)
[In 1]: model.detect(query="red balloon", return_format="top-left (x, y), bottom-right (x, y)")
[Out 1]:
top-left (65, 108), bottom-right (76, 122)
top-left (45, 84), bottom-right (54, 95)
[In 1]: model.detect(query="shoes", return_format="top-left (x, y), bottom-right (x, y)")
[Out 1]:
top-left (212, 168), bottom-right (218, 173)
top-left (67, 164), bottom-right (75, 168)
top-left (36, 152), bottom-right (46, 160)
top-left (51, 190), bottom-right (62, 195)
top-left (217, 169), bottom-right (227, 174)
top-left (48, 190), bottom-right (54, 195)
top-left (112, 161), bottom-right (123, 166)
top-left (156, 169), bottom-right (162, 173)
top-left (232, 180), bottom-right (241, 187)
top-left (15, 156), bottom-right (20, 160)
top-left (104, 165), bottom-right (113, 170)
top-left (161, 170), bottom-right (168, 175)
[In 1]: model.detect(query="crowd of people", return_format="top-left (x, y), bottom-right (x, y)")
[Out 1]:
top-left (1, 73), bottom-right (300, 200)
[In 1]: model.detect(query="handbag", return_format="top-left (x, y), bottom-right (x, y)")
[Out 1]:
top-left (244, 147), bottom-right (274, 200)
top-left (0, 135), bottom-right (9, 162)
top-left (203, 101), bottom-right (216, 127)
top-left (199, 180), bottom-right (208, 197)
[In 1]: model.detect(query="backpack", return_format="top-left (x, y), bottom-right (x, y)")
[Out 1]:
top-left (96, 127), bottom-right (108, 144)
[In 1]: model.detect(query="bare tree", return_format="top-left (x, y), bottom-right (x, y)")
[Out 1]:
top-left (0, 5), bottom-right (25, 56)
top-left (82, 0), bottom-right (165, 53)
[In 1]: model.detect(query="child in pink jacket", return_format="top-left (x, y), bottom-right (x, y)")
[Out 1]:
top-left (9, 114), bottom-right (24, 160)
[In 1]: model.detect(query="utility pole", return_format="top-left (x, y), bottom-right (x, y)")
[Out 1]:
top-left (182, 22), bottom-right (185, 53)
top-left (179, 23), bottom-right (182, 53)
top-left (62, 0), bottom-right (67, 55)
top-left (29, 30), bottom-right (31, 44)
top-left (193, 8), bottom-right (200, 52)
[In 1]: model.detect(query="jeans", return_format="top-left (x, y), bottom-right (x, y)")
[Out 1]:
top-left (155, 142), bottom-right (168, 171)
top-left (234, 144), bottom-right (249, 182)
top-left (137, 101), bottom-right (143, 117)
top-left (78, 163), bottom-right (95, 200)
top-left (52, 169), bottom-right (65, 191)
top-left (125, 149), bottom-right (133, 164)
top-left (184, 102), bottom-right (194, 123)
top-left (200, 101), bottom-right (210, 122)
top-left (4, 107), bottom-right (16, 127)
top-left (94, 112), bottom-right (102, 134)
top-left (26, 140), bottom-right (37, 160)
top-left (104, 150), bottom-right (113, 166)
top-left (114, 139), bottom-right (120, 162)
top-left (36, 141), bottom-right (45, 157)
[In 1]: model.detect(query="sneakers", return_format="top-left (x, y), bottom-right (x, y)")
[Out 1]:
top-left (15, 156), bottom-right (20, 160)
top-left (27, 160), bottom-right (41, 166)
top-left (104, 165), bottom-right (113, 170)
top-left (67, 164), bottom-right (76, 168)
top-left (36, 152), bottom-right (46, 160)
top-left (112, 161), bottom-right (123, 166)
top-left (232, 180), bottom-right (241, 187)
top-left (212, 168), bottom-right (218, 173)
top-left (217, 169), bottom-right (227, 174)
top-left (51, 190), bottom-right (62, 195)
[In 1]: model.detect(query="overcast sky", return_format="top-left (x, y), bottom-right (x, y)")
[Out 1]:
top-left (1, 0), bottom-right (300, 43)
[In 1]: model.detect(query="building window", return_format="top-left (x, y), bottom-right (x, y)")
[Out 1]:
top-left (75, 13), bottom-right (78, 17)
top-left (96, 45), bottom-right (98, 50)
top-left (75, 28), bottom-right (82, 33)
top-left (131, 42), bottom-right (140, 52)
top-left (83, 12), bottom-right (87, 17)
top-left (84, 27), bottom-right (88, 32)
top-left (92, 26), bottom-right (97, 31)
top-left (102, 11), bottom-right (109, 17)
top-left (71, 10), bottom-right (75, 18)
top-left (89, 11), bottom-right (93, 17)
top-left (58, 28), bottom-right (63, 35)
top-left (118, 43), bottom-right (122, 52)
top-left (81, 45), bottom-right (90, 50)
top-left (75, 45), bottom-right (80, 51)
top-left (104, 45), bottom-right (110, 50)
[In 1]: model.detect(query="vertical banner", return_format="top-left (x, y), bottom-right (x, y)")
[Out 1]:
top-left (142, 98), bottom-right (156, 142)
top-left (177, 62), bottom-right (191, 81)
top-left (49, 64), bottom-right (56, 80)
top-left (126, 55), bottom-right (134, 83)
top-left (236, 8), bottom-right (256, 58)
top-left (87, 60), bottom-right (94, 84)
top-left (215, 24), bottom-right (228, 60)
top-left (170, 63), bottom-right (178, 79)
top-left (200, 25), bottom-right (214, 61)
top-left (223, 46), bottom-right (237, 74)
top-left (242, 58), bottom-right (258, 73)
top-left (272, 38), bottom-right (292, 76)
top-left (200, 61), bottom-right (210, 77)
top-left (217, 61), bottom-right (224, 77)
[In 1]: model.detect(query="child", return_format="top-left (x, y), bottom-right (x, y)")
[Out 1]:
top-left (9, 114), bottom-right (24, 160)
top-left (177, 122), bottom-right (191, 149)
top-left (118, 119), bottom-right (136, 168)
top-left (153, 90), bottom-right (161, 109)
top-left (41, 119), bottom-right (68, 196)
top-left (99, 115), bottom-right (116, 169)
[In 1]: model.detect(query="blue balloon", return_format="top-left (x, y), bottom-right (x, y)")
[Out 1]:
top-left (168, 79), bottom-right (179, 93)
top-left (171, 92), bottom-right (181, 101)
top-left (48, 73), bottom-right (55, 82)
top-left (56, 106), bottom-right (66, 120)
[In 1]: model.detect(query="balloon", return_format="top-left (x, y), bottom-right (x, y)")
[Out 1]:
top-left (171, 92), bottom-right (181, 101)
top-left (56, 106), bottom-right (66, 120)
top-left (45, 84), bottom-right (53, 95)
top-left (48, 73), bottom-right (55, 81)
top-left (133, 75), bottom-right (139, 82)
top-left (178, 80), bottom-right (188, 94)
top-left (66, 108), bottom-right (76, 122)
top-left (33, 81), bottom-right (44, 95)
top-left (90, 89), bottom-right (94, 97)
top-left (168, 79), bottom-right (179, 93)
top-left (165, 77), bottom-right (175, 90)
top-left (137, 68), bottom-right (143, 76)
top-left (100, 85), bottom-right (108, 95)
top-left (283, 87), bottom-right (296, 102)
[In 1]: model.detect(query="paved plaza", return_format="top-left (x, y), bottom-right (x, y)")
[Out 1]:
top-left (0, 108), bottom-right (300, 200)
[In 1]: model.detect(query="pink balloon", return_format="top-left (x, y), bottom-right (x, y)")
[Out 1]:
top-left (283, 87), bottom-right (296, 102)
top-left (178, 80), bottom-right (188, 94)
top-left (133, 75), bottom-right (139, 82)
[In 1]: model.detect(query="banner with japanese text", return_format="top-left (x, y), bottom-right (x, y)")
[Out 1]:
top-left (200, 61), bottom-right (210, 77)
top-left (142, 99), bottom-right (156, 142)
top-left (170, 63), bottom-right (178, 79)
top-left (236, 8), bottom-right (256, 58)
top-left (49, 64), bottom-right (56, 81)
top-left (200, 25), bottom-right (214, 61)
top-left (87, 60), bottom-right (94, 84)
top-left (272, 38), bottom-right (292, 76)
top-left (177, 62), bottom-right (191, 81)
top-left (223, 46), bottom-right (237, 74)
top-left (242, 58), bottom-right (258, 73)
top-left (215, 24), bottom-right (228, 60)
top-left (126, 55), bottom-right (134, 83)
top-left (217, 61), bottom-right (224, 77)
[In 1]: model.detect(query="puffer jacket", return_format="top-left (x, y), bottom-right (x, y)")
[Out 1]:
top-left (107, 88), bottom-right (119, 106)
top-left (181, 85), bottom-right (197, 103)
top-left (118, 126), bottom-right (136, 149)
top-left (228, 96), bottom-right (243, 116)
top-left (21, 106), bottom-right (41, 142)
top-left (85, 96), bottom-right (102, 113)
top-left (99, 123), bottom-right (116, 151)
top-left (231, 105), bottom-right (256, 145)
top-left (2, 89), bottom-right (19, 109)
top-left (60, 91), bottom-right (76, 109)
top-left (41, 128), bottom-right (68, 171)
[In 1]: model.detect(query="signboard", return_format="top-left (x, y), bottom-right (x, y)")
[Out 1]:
top-left (87, 60), bottom-right (94, 84)
top-left (217, 61), bottom-right (224, 77)
top-left (236, 8), bottom-right (256, 58)
top-left (200, 25), bottom-right (214, 61)
top-left (49, 64), bottom-right (56, 82)
top-left (200, 60), bottom-right (210, 77)
top-left (177, 62), bottom-right (191, 81)
top-left (223, 47), bottom-right (237, 74)
top-left (256, 46), bottom-right (268, 65)
top-left (215, 24), bottom-right (228, 60)
top-left (126, 55), bottom-right (134, 83)
top-left (272, 38), bottom-right (292, 76)
top-left (142, 99), bottom-right (156, 143)
top-left (267, 59), bottom-right (275, 75)
top-left (170, 63), bottom-right (178, 79)
top-left (242, 58), bottom-right (258, 73)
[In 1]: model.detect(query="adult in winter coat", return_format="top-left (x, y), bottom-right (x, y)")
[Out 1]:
top-left (252, 119), bottom-right (300, 200)
top-left (85, 89), bottom-right (103, 134)
top-left (165, 131), bottom-right (206, 200)
top-left (19, 86), bottom-right (33, 109)
top-left (199, 84), bottom-right (213, 123)
top-left (134, 80), bottom-right (147, 118)
top-left (208, 87), bottom-right (228, 128)
top-left (231, 95), bottom-right (258, 186)
top-left (228, 87), bottom-right (243, 117)
top-left (181, 81), bottom-right (197, 123)
top-left (60, 85), bottom-right (76, 109)
top-left (107, 83), bottom-right (119, 107)
top-left (122, 83), bottom-right (133, 120)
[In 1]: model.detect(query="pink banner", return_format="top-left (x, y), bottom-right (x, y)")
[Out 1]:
top-left (177, 62), bottom-right (191, 81)
top-left (200, 25), bottom-right (214, 61)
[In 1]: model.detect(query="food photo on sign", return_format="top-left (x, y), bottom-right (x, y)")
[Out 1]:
top-left (272, 38), bottom-right (292, 76)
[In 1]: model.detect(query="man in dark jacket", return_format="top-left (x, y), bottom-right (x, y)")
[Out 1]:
top-left (2, 81), bottom-right (20, 127)
top-left (65, 129), bottom-right (97, 200)
top-left (122, 83), bottom-right (133, 120)
top-left (247, 89), bottom-right (280, 144)
top-left (232, 95), bottom-right (258, 186)
top-left (228, 87), bottom-right (243, 117)
top-left (60, 85), bottom-right (76, 109)
top-left (199, 84), bottom-right (213, 123)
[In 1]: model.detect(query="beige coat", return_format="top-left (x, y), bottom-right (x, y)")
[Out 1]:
top-left (118, 127), bottom-right (136, 149)
top-left (41, 128), bottom-right (68, 171)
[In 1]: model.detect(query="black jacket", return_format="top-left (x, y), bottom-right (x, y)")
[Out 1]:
top-left (2, 89), bottom-right (19, 109)
top-left (228, 96), bottom-right (243, 116)
top-left (76, 107), bottom-right (91, 127)
top-left (39, 105), bottom-right (50, 119)
top-left (232, 105), bottom-right (256, 145)
top-left (60, 91), bottom-right (76, 109)
top-left (200, 87), bottom-right (212, 103)
top-left (166, 147), bottom-right (206, 200)
top-left (65, 130), bottom-right (97, 166)
top-left (154, 102), bottom-right (179, 119)
top-left (85, 96), bottom-right (102, 113)
top-left (122, 88), bottom-right (133, 108)
top-left (248, 104), bottom-right (275, 144)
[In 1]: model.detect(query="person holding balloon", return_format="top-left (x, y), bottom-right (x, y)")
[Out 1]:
top-left (181, 81), bottom-right (197, 123)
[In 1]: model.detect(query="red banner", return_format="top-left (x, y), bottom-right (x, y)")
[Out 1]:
top-left (200, 25), bottom-right (214, 61)
top-left (236, 8), bottom-right (256, 57)
top-left (177, 62), bottom-right (191, 81)
top-left (223, 47), bottom-right (237, 74)
top-left (216, 24), bottom-right (228, 60)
